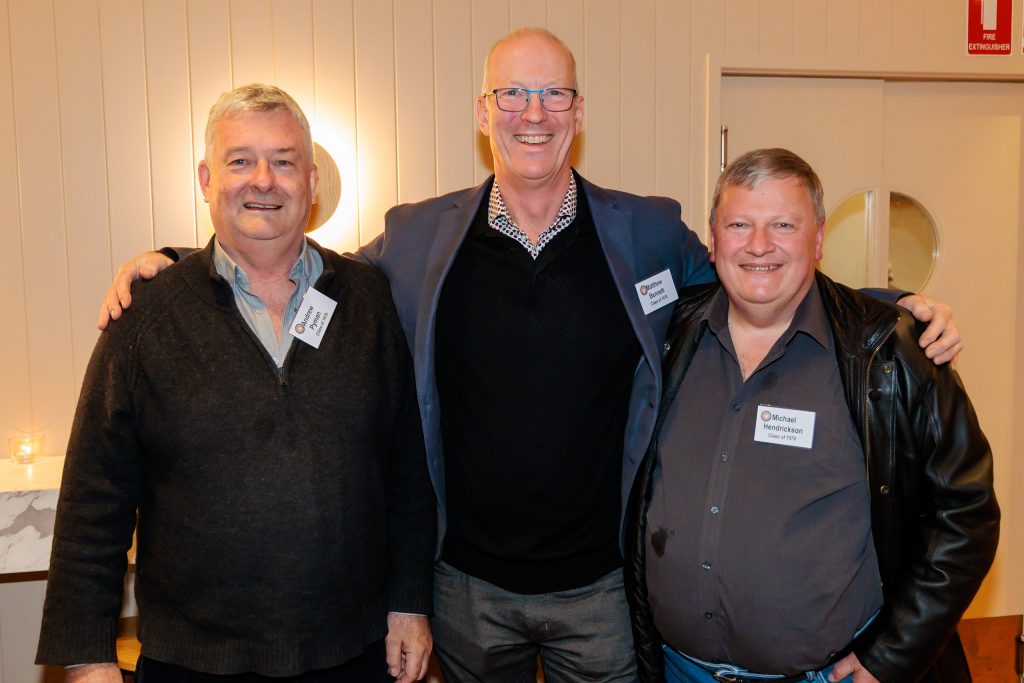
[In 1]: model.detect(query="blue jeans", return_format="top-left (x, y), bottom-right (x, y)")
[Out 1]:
top-left (662, 646), bottom-right (850, 683)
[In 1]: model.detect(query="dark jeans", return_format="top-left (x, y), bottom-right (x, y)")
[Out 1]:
top-left (432, 561), bottom-right (638, 683)
top-left (134, 640), bottom-right (390, 683)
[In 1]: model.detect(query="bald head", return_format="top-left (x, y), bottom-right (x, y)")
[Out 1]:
top-left (481, 27), bottom-right (578, 95)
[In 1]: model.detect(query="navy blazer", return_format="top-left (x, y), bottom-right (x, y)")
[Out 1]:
top-left (357, 173), bottom-right (715, 554)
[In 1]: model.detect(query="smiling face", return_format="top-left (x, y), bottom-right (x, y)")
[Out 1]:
top-left (710, 175), bottom-right (824, 325)
top-left (198, 109), bottom-right (318, 255)
top-left (475, 31), bottom-right (583, 194)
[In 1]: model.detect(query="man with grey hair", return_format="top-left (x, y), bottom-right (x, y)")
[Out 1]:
top-left (97, 32), bottom-right (963, 683)
top-left (37, 84), bottom-right (436, 683)
top-left (627, 148), bottom-right (998, 683)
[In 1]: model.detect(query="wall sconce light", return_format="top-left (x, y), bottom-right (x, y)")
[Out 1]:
top-left (9, 433), bottom-right (45, 464)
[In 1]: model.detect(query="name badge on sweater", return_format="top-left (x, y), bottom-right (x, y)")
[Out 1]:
top-left (753, 404), bottom-right (815, 449)
top-left (290, 288), bottom-right (337, 349)
top-left (634, 269), bottom-right (678, 315)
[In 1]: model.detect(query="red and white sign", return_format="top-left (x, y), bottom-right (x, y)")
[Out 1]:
top-left (967, 0), bottom-right (1012, 55)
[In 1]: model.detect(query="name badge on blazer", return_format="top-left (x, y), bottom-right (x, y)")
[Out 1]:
top-left (634, 269), bottom-right (678, 315)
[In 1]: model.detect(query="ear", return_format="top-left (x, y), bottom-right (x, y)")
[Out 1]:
top-left (709, 223), bottom-right (717, 263)
top-left (814, 221), bottom-right (825, 261)
top-left (573, 94), bottom-right (584, 134)
top-left (309, 163), bottom-right (320, 204)
top-left (198, 161), bottom-right (212, 203)
top-left (475, 95), bottom-right (491, 137)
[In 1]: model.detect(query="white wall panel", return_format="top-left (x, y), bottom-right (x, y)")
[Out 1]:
top-left (0, 0), bottom-right (32, 449)
top-left (395, 0), bottom-right (438, 205)
top-left (471, 0), bottom-right (508, 184)
top-left (792, 0), bottom-right (827, 57)
top-left (759, 0), bottom-right (795, 61)
top-left (509, 0), bottom-right (544, 28)
top-left (9, 0), bottom-right (74, 458)
top-left (143, 0), bottom-right (197, 250)
top-left (54, 0), bottom-right (109, 389)
top-left (432, 0), bottom-right (476, 196)
top-left (546, 0), bottom-right (585, 174)
top-left (619, 0), bottom-right (656, 196)
top-left (353, 0), bottom-right (398, 243)
top-left (230, 0), bottom-right (274, 86)
top-left (654, 0), bottom-right (690, 204)
top-left (581, 1), bottom-right (620, 188)
top-left (827, 0), bottom-right (861, 61)
top-left (890, 0), bottom-right (926, 64)
top-left (271, 0), bottom-right (315, 114)
top-left (311, 0), bottom-right (360, 253)
top-left (187, 0), bottom-right (232, 244)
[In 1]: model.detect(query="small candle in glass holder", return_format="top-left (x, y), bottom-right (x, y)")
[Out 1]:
top-left (9, 434), bottom-right (45, 464)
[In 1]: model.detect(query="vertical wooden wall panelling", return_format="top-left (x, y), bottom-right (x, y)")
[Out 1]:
top-left (859, 0), bottom-right (893, 70)
top-left (619, 0), bottom-right (657, 197)
top-left (890, 0), bottom-right (926, 64)
top-left (546, 0), bottom-right (585, 176)
top-left (271, 0), bottom-right (315, 116)
top-left (310, 0), bottom-right (360, 253)
top-left (922, 0), bottom-right (959, 68)
top-left (509, 0), bottom-right (545, 29)
top-left (759, 0), bottom-right (796, 62)
top-left (471, 0), bottom-right (508, 185)
top-left (0, 0), bottom-right (33, 448)
top-left (98, 0), bottom-right (155, 295)
top-left (432, 0), bottom-right (476, 198)
top-left (229, 0), bottom-right (274, 86)
top-left (689, 0), bottom-right (725, 243)
top-left (143, 0), bottom-right (198, 252)
top-left (791, 0), bottom-right (827, 58)
top-left (54, 0), bottom-right (111, 390)
top-left (186, 0), bottom-right (233, 244)
top-left (725, 0), bottom-right (761, 62)
top-left (394, 0), bottom-right (438, 206)
top-left (353, 0), bottom-right (398, 244)
top-left (826, 0), bottom-right (861, 63)
top-left (654, 0), bottom-right (691, 209)
top-left (9, 0), bottom-right (75, 457)
top-left (582, 1), bottom-right (621, 188)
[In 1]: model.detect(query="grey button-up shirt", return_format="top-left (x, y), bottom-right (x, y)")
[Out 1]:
top-left (213, 238), bottom-right (323, 368)
top-left (645, 285), bottom-right (883, 675)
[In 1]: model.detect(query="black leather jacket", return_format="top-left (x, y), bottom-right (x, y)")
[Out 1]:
top-left (626, 272), bottom-right (999, 683)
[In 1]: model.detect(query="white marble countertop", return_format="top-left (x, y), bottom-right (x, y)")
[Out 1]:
top-left (0, 456), bottom-right (63, 574)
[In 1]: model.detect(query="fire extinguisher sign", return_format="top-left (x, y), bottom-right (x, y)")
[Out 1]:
top-left (966, 0), bottom-right (1012, 55)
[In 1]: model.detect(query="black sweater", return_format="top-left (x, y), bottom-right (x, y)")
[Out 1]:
top-left (37, 240), bottom-right (435, 676)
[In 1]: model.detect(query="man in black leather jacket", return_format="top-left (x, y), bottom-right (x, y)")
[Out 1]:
top-left (626, 148), bottom-right (999, 683)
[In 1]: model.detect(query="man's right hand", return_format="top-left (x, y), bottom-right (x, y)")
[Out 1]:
top-left (97, 251), bottom-right (174, 330)
top-left (65, 663), bottom-right (123, 683)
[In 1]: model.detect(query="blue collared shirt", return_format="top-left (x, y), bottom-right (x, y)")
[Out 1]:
top-left (212, 239), bottom-right (324, 367)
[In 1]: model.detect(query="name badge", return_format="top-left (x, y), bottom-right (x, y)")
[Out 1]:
top-left (634, 268), bottom-right (678, 315)
top-left (753, 404), bottom-right (815, 449)
top-left (289, 288), bottom-right (338, 349)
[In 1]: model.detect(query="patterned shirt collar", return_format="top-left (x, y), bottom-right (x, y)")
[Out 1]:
top-left (487, 173), bottom-right (578, 259)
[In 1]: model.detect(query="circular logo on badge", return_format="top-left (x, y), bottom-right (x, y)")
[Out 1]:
top-left (295, 323), bottom-right (305, 334)
top-left (760, 410), bottom-right (772, 422)
top-left (640, 285), bottom-right (649, 295)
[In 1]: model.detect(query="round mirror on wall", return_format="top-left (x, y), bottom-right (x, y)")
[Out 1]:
top-left (819, 190), bottom-right (939, 292)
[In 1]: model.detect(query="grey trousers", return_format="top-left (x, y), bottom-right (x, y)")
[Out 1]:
top-left (431, 562), bottom-right (639, 683)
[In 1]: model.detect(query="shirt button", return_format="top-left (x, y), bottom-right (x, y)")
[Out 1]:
top-left (663, 342), bottom-right (672, 352)
top-left (710, 506), bottom-right (719, 514)
top-left (721, 453), bottom-right (728, 462)
top-left (704, 611), bottom-right (713, 620)
top-left (732, 403), bottom-right (741, 412)
top-left (254, 307), bottom-right (264, 315)
top-left (701, 561), bottom-right (711, 571)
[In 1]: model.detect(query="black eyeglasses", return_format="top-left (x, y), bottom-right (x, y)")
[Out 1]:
top-left (488, 87), bottom-right (578, 112)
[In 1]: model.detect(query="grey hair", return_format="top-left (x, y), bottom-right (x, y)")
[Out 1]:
top-left (710, 148), bottom-right (826, 226)
top-left (480, 27), bottom-right (578, 94)
top-left (204, 83), bottom-right (312, 162)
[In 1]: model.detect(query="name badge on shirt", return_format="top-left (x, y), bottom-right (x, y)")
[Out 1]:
top-left (289, 288), bottom-right (338, 349)
top-left (634, 268), bottom-right (678, 315)
top-left (753, 404), bottom-right (816, 449)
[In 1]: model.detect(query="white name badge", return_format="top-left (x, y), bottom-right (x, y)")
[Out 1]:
top-left (753, 404), bottom-right (816, 449)
top-left (289, 288), bottom-right (338, 349)
top-left (634, 268), bottom-right (678, 315)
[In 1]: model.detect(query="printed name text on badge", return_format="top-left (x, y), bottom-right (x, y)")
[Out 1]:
top-left (634, 268), bottom-right (678, 315)
top-left (753, 404), bottom-right (816, 449)
top-left (290, 288), bottom-right (338, 349)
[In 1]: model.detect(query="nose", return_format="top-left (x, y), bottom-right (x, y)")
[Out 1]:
top-left (250, 159), bottom-right (275, 192)
top-left (746, 225), bottom-right (774, 256)
top-left (520, 91), bottom-right (547, 123)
